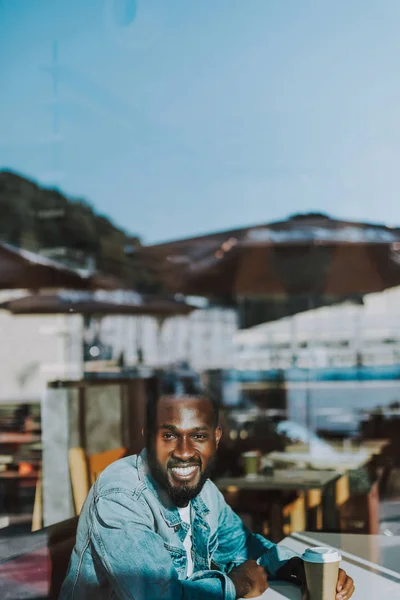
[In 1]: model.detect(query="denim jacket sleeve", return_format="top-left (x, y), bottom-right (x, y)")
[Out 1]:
top-left (90, 488), bottom-right (237, 600)
top-left (213, 487), bottom-right (300, 577)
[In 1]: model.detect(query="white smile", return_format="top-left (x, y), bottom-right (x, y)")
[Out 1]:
top-left (170, 466), bottom-right (199, 479)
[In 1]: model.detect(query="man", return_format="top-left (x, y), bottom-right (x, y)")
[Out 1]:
top-left (60, 376), bottom-right (355, 599)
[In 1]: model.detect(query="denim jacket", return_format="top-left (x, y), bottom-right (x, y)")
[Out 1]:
top-left (59, 449), bottom-right (298, 600)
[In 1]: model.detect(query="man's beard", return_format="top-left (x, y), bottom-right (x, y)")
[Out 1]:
top-left (148, 450), bottom-right (218, 508)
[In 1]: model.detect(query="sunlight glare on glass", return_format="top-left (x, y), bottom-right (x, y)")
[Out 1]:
top-left (109, 0), bottom-right (137, 27)
top-left (103, 0), bottom-right (160, 52)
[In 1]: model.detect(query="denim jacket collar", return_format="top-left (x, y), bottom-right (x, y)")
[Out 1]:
top-left (138, 449), bottom-right (210, 528)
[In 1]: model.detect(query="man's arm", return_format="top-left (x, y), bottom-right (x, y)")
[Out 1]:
top-left (213, 486), bottom-right (299, 577)
top-left (90, 490), bottom-right (237, 600)
top-left (213, 487), bottom-right (355, 599)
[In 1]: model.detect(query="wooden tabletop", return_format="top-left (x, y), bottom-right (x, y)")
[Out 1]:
top-left (265, 450), bottom-right (370, 471)
top-left (215, 469), bottom-right (342, 491)
top-left (327, 438), bottom-right (390, 455)
top-left (0, 433), bottom-right (41, 444)
top-left (360, 439), bottom-right (390, 453)
top-left (0, 471), bottom-right (38, 480)
top-left (0, 455), bottom-right (13, 464)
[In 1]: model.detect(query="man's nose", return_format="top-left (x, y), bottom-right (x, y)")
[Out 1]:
top-left (173, 437), bottom-right (195, 461)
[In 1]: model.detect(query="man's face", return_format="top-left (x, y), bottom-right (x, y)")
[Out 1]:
top-left (148, 396), bottom-right (222, 507)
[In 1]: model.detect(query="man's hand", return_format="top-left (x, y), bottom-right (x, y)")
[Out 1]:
top-left (301, 567), bottom-right (355, 600)
top-left (275, 558), bottom-right (355, 600)
top-left (228, 560), bottom-right (269, 598)
top-left (275, 557), bottom-right (307, 597)
top-left (334, 568), bottom-right (355, 599)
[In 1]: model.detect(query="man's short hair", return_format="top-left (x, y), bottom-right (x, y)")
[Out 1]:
top-left (145, 371), bottom-right (220, 447)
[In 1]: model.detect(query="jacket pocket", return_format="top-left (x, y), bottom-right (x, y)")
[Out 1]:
top-left (164, 543), bottom-right (187, 578)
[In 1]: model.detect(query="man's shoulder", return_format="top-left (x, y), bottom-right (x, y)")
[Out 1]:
top-left (95, 453), bottom-right (144, 497)
top-left (200, 478), bottom-right (224, 507)
top-left (85, 453), bottom-right (156, 529)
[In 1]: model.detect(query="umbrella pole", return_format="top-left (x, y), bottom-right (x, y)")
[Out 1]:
top-left (306, 294), bottom-right (314, 451)
top-left (156, 317), bottom-right (165, 367)
top-left (136, 317), bottom-right (144, 365)
top-left (186, 317), bottom-right (191, 367)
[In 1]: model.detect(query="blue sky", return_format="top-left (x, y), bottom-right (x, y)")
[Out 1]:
top-left (2, 0), bottom-right (400, 242)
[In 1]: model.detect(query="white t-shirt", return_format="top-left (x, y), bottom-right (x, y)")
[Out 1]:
top-left (177, 503), bottom-right (194, 577)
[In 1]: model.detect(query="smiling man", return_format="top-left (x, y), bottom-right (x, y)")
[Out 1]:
top-left (59, 374), bottom-right (355, 600)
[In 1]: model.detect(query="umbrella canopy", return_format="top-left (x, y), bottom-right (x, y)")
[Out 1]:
top-left (176, 243), bottom-right (400, 297)
top-left (0, 292), bottom-right (196, 318)
top-left (0, 241), bottom-right (117, 290)
top-left (150, 214), bottom-right (400, 298)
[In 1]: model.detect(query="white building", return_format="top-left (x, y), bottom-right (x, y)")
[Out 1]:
top-left (0, 289), bottom-right (237, 404)
top-left (235, 286), bottom-right (400, 371)
top-left (97, 305), bottom-right (237, 371)
top-left (4, 281), bottom-right (400, 405)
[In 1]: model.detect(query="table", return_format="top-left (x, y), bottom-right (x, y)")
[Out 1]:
top-left (215, 470), bottom-right (342, 538)
top-left (0, 513), bottom-right (34, 530)
top-left (266, 450), bottom-right (371, 471)
top-left (330, 439), bottom-right (390, 456)
top-left (241, 531), bottom-right (400, 599)
top-left (0, 471), bottom-right (38, 480)
top-left (295, 531), bottom-right (400, 575)
top-left (361, 438), bottom-right (390, 450)
top-left (216, 470), bottom-right (341, 492)
top-left (0, 432), bottom-right (41, 444)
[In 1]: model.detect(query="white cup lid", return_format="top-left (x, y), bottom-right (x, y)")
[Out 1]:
top-left (302, 547), bottom-right (341, 563)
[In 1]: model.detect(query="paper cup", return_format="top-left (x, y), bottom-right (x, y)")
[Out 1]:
top-left (241, 451), bottom-right (260, 478)
top-left (302, 547), bottom-right (341, 600)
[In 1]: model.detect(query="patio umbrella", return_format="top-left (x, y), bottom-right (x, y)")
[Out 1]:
top-left (160, 214), bottom-right (400, 298)
top-left (0, 292), bottom-right (195, 317)
top-left (0, 241), bottom-right (116, 290)
top-left (143, 214), bottom-right (400, 442)
top-left (0, 292), bottom-right (196, 369)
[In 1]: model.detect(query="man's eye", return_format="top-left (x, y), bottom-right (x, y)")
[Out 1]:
top-left (163, 433), bottom-right (176, 440)
top-left (192, 434), bottom-right (207, 440)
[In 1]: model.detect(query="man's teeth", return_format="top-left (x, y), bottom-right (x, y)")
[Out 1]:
top-left (171, 466), bottom-right (198, 475)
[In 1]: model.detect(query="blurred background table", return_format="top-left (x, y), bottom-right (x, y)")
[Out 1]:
top-left (215, 469), bottom-right (341, 492)
top-left (215, 470), bottom-right (343, 540)
top-left (265, 450), bottom-right (371, 471)
top-left (0, 433), bottom-right (41, 445)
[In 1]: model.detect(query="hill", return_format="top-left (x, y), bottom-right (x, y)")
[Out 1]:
top-left (0, 170), bottom-right (160, 292)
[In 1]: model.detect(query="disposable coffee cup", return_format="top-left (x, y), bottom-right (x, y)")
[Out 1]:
top-left (241, 451), bottom-right (260, 478)
top-left (302, 547), bottom-right (341, 600)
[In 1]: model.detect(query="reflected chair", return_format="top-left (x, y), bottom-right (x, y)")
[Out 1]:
top-left (282, 492), bottom-right (306, 536)
top-left (221, 487), bottom-right (306, 543)
top-left (32, 468), bottom-right (43, 531)
top-left (339, 478), bottom-right (380, 534)
top-left (69, 447), bottom-right (126, 515)
top-left (306, 488), bottom-right (323, 531)
top-left (324, 473), bottom-right (351, 533)
top-left (336, 473), bottom-right (350, 508)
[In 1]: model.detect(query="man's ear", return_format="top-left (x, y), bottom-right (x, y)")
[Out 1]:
top-left (215, 426), bottom-right (222, 447)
